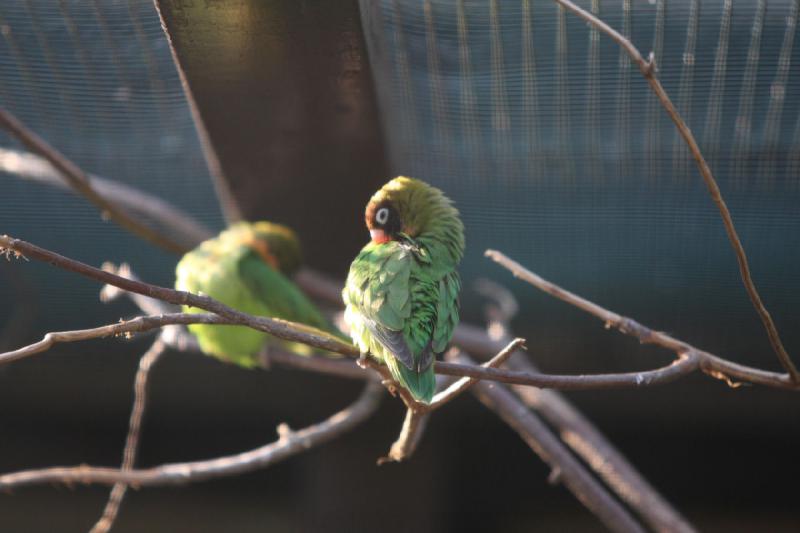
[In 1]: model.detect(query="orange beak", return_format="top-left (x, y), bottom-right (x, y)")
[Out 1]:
top-left (370, 229), bottom-right (390, 244)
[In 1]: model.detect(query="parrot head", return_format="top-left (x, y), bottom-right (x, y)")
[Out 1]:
top-left (364, 176), bottom-right (465, 263)
top-left (225, 221), bottom-right (303, 275)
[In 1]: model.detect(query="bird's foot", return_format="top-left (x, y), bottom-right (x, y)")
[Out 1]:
top-left (356, 352), bottom-right (369, 369)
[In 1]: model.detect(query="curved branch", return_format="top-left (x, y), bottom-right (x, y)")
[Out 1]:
top-left (552, 0), bottom-right (799, 381)
top-left (0, 108), bottom-right (189, 255)
top-left (0, 147), bottom-right (213, 250)
top-left (0, 382), bottom-right (383, 490)
top-left (485, 250), bottom-right (798, 390)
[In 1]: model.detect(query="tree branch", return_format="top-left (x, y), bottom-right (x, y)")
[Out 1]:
top-left (475, 280), bottom-right (695, 533)
top-left (89, 339), bottom-right (167, 533)
top-left (2, 235), bottom-right (722, 393)
top-left (552, 0), bottom-right (799, 382)
top-left (463, 353), bottom-right (647, 533)
top-left (0, 382), bottom-right (383, 490)
top-left (485, 249), bottom-right (798, 390)
top-left (0, 107), bottom-right (190, 255)
top-left (0, 147), bottom-right (213, 250)
top-left (378, 338), bottom-right (526, 463)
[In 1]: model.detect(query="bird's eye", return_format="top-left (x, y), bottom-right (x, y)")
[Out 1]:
top-left (375, 207), bottom-right (390, 225)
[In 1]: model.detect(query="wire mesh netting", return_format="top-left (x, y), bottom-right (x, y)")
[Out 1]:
top-left (0, 0), bottom-right (224, 333)
top-left (360, 0), bottom-right (800, 371)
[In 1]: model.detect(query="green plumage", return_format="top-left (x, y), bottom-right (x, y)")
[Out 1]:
top-left (175, 221), bottom-right (341, 368)
top-left (343, 177), bottom-right (464, 403)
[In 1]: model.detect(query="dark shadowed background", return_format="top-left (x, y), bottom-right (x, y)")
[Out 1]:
top-left (1, 0), bottom-right (799, 531)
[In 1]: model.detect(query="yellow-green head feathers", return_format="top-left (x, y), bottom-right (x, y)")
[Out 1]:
top-left (223, 221), bottom-right (302, 276)
top-left (364, 177), bottom-right (465, 267)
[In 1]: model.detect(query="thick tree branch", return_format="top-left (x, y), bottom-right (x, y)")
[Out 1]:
top-left (90, 339), bottom-right (167, 533)
top-left (552, 0), bottom-right (799, 382)
top-left (476, 281), bottom-right (695, 533)
top-left (0, 108), bottom-right (189, 255)
top-left (463, 353), bottom-right (647, 533)
top-left (0, 382), bottom-right (383, 490)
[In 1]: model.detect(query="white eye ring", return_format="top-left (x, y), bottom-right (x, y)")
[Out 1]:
top-left (375, 207), bottom-right (390, 225)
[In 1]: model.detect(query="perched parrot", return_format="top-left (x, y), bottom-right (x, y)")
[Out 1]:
top-left (175, 221), bottom-right (341, 368)
top-left (343, 177), bottom-right (464, 403)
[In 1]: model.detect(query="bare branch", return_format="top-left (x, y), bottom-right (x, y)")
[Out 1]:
top-left (379, 338), bottom-right (526, 463)
top-left (90, 339), bottom-right (167, 533)
top-left (0, 108), bottom-right (190, 255)
top-left (428, 338), bottom-right (524, 408)
top-left (486, 249), bottom-right (799, 390)
top-left (463, 353), bottom-right (647, 533)
top-left (0, 382), bottom-right (383, 490)
top-left (0, 147), bottom-right (213, 250)
top-left (377, 409), bottom-right (430, 465)
top-left (552, 0), bottom-right (799, 381)
top-left (452, 323), bottom-right (695, 533)
top-left (474, 281), bottom-right (694, 532)
top-left (0, 310), bottom-right (706, 392)
top-left (2, 236), bottom-right (718, 393)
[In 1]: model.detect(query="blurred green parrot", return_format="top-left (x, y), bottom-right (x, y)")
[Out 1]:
top-left (343, 177), bottom-right (464, 403)
top-left (175, 221), bottom-right (342, 368)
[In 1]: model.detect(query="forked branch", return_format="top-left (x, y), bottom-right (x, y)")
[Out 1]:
top-left (552, 0), bottom-right (799, 381)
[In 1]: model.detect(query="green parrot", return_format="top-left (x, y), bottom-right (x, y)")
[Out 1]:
top-left (175, 221), bottom-right (341, 368)
top-left (343, 177), bottom-right (465, 403)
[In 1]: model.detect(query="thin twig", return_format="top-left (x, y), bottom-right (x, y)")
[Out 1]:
top-left (0, 108), bottom-right (189, 255)
top-left (552, 0), bottom-right (799, 381)
top-left (462, 353), bottom-right (647, 533)
top-left (89, 338), bottom-right (167, 533)
top-left (428, 338), bottom-right (525, 408)
top-left (485, 250), bottom-right (798, 391)
top-left (0, 382), bottom-right (383, 490)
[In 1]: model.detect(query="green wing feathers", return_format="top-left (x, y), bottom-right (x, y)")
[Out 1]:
top-left (175, 223), bottom-right (341, 367)
top-left (343, 241), bottom-right (459, 403)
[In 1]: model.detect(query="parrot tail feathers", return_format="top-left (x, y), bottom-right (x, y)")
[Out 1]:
top-left (385, 355), bottom-right (436, 404)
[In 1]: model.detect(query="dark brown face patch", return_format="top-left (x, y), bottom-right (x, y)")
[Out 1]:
top-left (365, 200), bottom-right (402, 236)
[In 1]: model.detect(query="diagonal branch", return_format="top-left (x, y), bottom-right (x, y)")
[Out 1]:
top-left (0, 107), bottom-right (189, 255)
top-left (462, 353), bottom-right (647, 533)
top-left (89, 338), bottom-right (167, 533)
top-left (552, 0), bottom-right (799, 381)
top-left (0, 147), bottom-right (213, 250)
top-left (0, 382), bottom-right (383, 490)
top-left (485, 249), bottom-right (798, 391)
